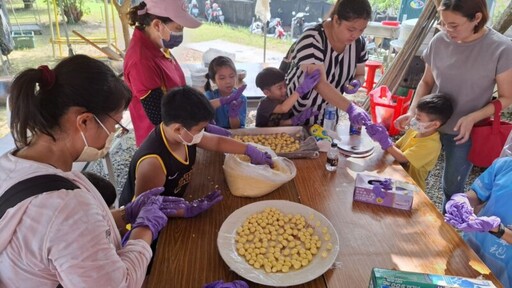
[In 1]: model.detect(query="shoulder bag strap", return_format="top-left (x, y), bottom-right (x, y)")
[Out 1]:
top-left (492, 100), bottom-right (503, 134)
top-left (0, 174), bottom-right (79, 219)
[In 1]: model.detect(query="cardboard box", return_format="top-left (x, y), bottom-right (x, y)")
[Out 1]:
top-left (353, 173), bottom-right (416, 210)
top-left (369, 268), bottom-right (497, 288)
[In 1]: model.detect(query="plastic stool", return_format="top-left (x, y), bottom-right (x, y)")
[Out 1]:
top-left (363, 60), bottom-right (384, 92)
top-left (369, 86), bottom-right (414, 136)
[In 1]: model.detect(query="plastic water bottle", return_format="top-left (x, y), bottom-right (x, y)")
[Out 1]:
top-left (325, 142), bottom-right (339, 172)
top-left (323, 105), bottom-right (336, 132)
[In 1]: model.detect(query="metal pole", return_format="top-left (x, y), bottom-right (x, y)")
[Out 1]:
top-left (46, 0), bottom-right (55, 57)
top-left (263, 21), bottom-right (267, 63)
top-left (103, 0), bottom-right (111, 46)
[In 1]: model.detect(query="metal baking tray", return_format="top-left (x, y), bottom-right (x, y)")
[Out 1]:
top-left (230, 126), bottom-right (320, 159)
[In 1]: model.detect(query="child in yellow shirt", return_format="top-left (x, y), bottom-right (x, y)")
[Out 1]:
top-left (367, 93), bottom-right (453, 191)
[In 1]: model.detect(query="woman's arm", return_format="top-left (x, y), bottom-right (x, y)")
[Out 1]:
top-left (454, 68), bottom-right (512, 144)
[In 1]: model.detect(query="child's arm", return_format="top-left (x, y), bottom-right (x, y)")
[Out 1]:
top-left (273, 70), bottom-right (321, 114)
top-left (385, 145), bottom-right (409, 164)
top-left (272, 91), bottom-right (299, 114)
top-left (211, 85), bottom-right (247, 110)
top-left (133, 156), bottom-right (167, 198)
top-left (198, 133), bottom-right (273, 166)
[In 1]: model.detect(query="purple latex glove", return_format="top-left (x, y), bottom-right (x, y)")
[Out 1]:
top-left (203, 280), bottom-right (249, 288)
top-left (206, 123), bottom-right (232, 137)
top-left (444, 193), bottom-right (474, 226)
top-left (291, 107), bottom-right (319, 126)
top-left (366, 123), bottom-right (393, 150)
top-left (164, 189), bottom-right (224, 218)
top-left (372, 178), bottom-right (392, 199)
top-left (131, 196), bottom-right (168, 241)
top-left (457, 216), bottom-right (501, 233)
top-left (346, 102), bottom-right (371, 127)
top-left (228, 99), bottom-right (243, 118)
top-left (125, 187), bottom-right (165, 224)
top-left (296, 70), bottom-right (321, 97)
top-left (220, 84), bottom-right (247, 105)
top-left (245, 144), bottom-right (274, 167)
top-left (343, 79), bottom-right (361, 94)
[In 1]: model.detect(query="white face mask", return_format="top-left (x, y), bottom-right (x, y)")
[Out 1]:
top-left (76, 115), bottom-right (114, 162)
top-left (409, 118), bottom-right (435, 134)
top-left (179, 128), bottom-right (204, 146)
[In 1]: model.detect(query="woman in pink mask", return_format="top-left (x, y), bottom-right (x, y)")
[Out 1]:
top-left (124, 0), bottom-right (202, 147)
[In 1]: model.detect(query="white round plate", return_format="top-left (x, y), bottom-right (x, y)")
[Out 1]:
top-left (217, 200), bottom-right (339, 287)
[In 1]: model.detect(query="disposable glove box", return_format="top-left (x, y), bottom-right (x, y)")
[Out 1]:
top-left (353, 173), bottom-right (416, 210)
top-left (369, 268), bottom-right (497, 288)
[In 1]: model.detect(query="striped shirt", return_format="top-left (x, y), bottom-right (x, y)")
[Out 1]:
top-left (286, 24), bottom-right (368, 126)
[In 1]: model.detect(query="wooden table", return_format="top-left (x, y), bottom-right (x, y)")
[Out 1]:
top-left (147, 149), bottom-right (502, 288)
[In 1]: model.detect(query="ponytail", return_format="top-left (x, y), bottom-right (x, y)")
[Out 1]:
top-left (9, 55), bottom-right (132, 148)
top-left (9, 68), bottom-right (48, 147)
top-left (204, 73), bottom-right (212, 92)
top-left (128, 1), bottom-right (173, 30)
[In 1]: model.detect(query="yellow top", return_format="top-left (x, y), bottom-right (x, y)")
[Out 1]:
top-left (395, 129), bottom-right (441, 191)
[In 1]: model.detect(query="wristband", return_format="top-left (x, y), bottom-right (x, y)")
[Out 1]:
top-left (489, 223), bottom-right (506, 239)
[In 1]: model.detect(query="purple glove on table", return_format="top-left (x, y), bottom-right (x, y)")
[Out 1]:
top-left (346, 102), bottom-right (371, 127)
top-left (164, 189), bottom-right (223, 218)
top-left (203, 280), bottom-right (249, 288)
top-left (291, 107), bottom-right (319, 126)
top-left (206, 123), bottom-right (232, 137)
top-left (228, 99), bottom-right (244, 118)
top-left (343, 79), bottom-right (361, 94)
top-left (125, 187), bottom-right (166, 224)
top-left (245, 144), bottom-right (274, 168)
top-left (131, 197), bottom-right (168, 241)
top-left (366, 123), bottom-right (393, 150)
top-left (220, 84), bottom-right (246, 106)
top-left (372, 178), bottom-right (392, 199)
top-left (296, 70), bottom-right (321, 97)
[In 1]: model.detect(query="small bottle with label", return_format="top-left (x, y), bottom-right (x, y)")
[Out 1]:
top-left (325, 142), bottom-right (339, 172)
top-left (323, 105), bottom-right (337, 132)
top-left (349, 123), bottom-right (362, 136)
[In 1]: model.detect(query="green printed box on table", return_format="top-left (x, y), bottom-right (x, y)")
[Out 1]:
top-left (11, 31), bottom-right (35, 49)
top-left (368, 268), bottom-right (497, 288)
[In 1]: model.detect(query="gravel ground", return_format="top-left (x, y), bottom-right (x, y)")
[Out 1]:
top-left (85, 105), bottom-right (511, 212)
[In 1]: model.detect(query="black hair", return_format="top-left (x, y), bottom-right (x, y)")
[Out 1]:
top-left (9, 54), bottom-right (132, 148)
top-left (161, 86), bottom-right (214, 129)
top-left (416, 93), bottom-right (454, 126)
top-left (329, 0), bottom-right (372, 22)
top-left (204, 56), bottom-right (236, 92)
top-left (439, 0), bottom-right (488, 33)
top-left (82, 171), bottom-right (117, 208)
top-left (255, 67), bottom-right (285, 91)
top-left (127, 1), bottom-right (174, 31)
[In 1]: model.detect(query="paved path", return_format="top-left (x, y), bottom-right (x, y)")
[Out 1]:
top-left (184, 39), bottom-right (283, 64)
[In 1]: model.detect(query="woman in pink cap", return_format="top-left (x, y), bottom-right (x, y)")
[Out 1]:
top-left (124, 0), bottom-right (202, 147)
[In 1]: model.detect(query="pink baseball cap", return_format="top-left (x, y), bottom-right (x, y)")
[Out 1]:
top-left (145, 0), bottom-right (202, 28)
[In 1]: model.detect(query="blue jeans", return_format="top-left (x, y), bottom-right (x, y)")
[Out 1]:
top-left (440, 133), bottom-right (473, 213)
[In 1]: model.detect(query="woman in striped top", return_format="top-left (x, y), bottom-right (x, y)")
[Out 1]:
top-left (285, 0), bottom-right (372, 127)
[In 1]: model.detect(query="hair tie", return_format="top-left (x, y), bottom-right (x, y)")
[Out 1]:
top-left (38, 65), bottom-right (56, 90)
top-left (137, 7), bottom-right (147, 15)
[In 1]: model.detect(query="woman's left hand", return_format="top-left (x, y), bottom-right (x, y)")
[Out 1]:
top-left (453, 114), bottom-right (477, 144)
